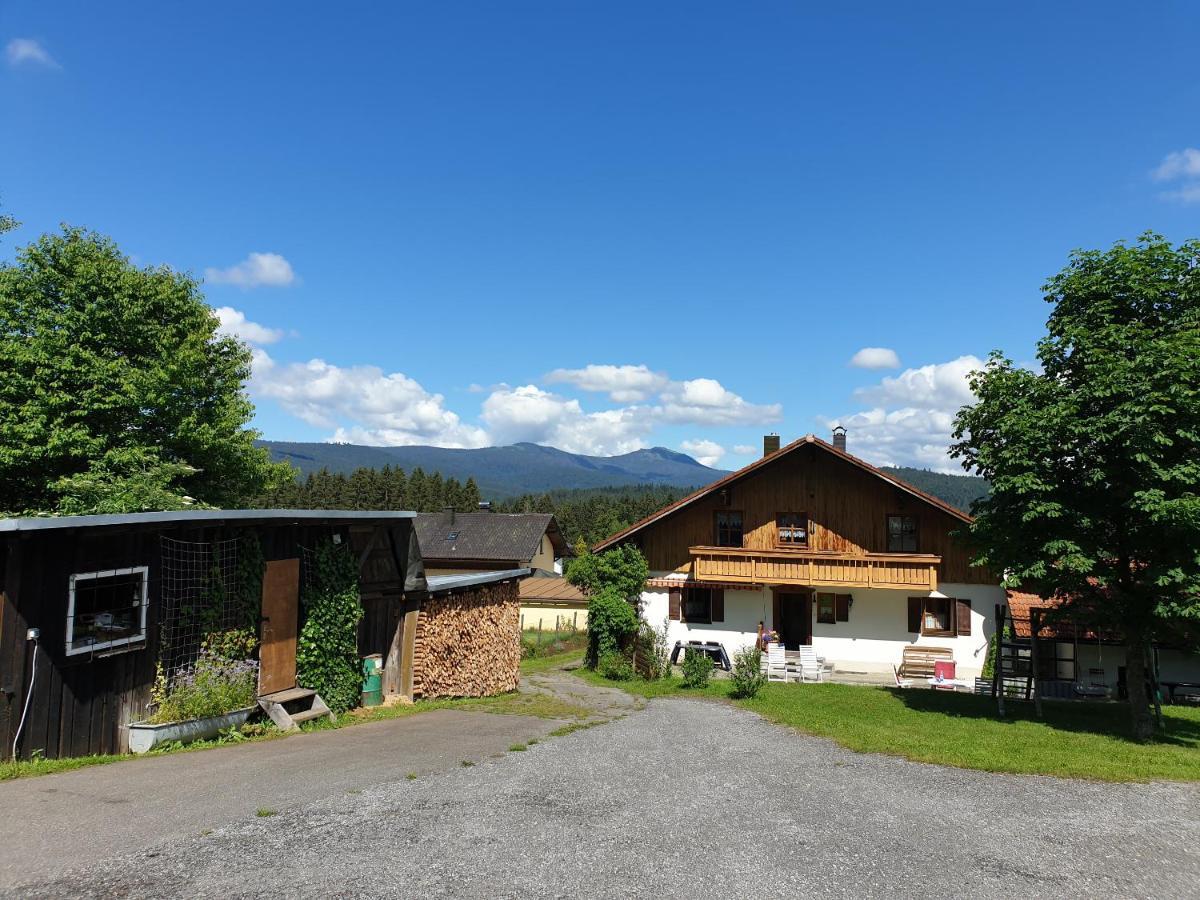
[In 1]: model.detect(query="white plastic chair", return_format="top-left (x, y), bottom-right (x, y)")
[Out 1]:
top-left (893, 665), bottom-right (914, 689)
top-left (798, 646), bottom-right (827, 683)
top-left (766, 644), bottom-right (789, 682)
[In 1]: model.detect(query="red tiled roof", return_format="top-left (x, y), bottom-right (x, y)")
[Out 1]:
top-left (594, 433), bottom-right (972, 552)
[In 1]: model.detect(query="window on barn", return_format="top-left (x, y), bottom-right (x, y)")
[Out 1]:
top-left (776, 512), bottom-right (809, 547)
top-left (67, 566), bottom-right (149, 656)
top-left (714, 511), bottom-right (744, 548)
top-left (886, 515), bottom-right (918, 552)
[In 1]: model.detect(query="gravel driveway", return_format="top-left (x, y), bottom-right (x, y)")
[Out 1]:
top-left (11, 687), bottom-right (1199, 899)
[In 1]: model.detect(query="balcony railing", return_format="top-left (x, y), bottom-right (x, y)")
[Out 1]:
top-left (689, 546), bottom-right (940, 591)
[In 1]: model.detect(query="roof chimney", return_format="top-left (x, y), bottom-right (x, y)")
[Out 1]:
top-left (477, 501), bottom-right (492, 512)
top-left (443, 505), bottom-right (456, 524)
top-left (832, 426), bottom-right (847, 452)
top-left (763, 433), bottom-right (781, 457)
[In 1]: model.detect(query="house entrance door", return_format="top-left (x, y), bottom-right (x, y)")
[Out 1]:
top-left (259, 558), bottom-right (300, 696)
top-left (777, 591), bottom-right (812, 650)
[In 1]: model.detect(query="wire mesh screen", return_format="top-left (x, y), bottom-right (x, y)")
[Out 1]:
top-left (159, 535), bottom-right (243, 683)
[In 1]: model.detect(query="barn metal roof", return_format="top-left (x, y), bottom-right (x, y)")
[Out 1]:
top-left (424, 568), bottom-right (531, 593)
top-left (0, 509), bottom-right (418, 533)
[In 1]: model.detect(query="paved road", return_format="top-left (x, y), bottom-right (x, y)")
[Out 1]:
top-left (4, 677), bottom-right (1199, 898)
top-left (0, 709), bottom-right (566, 890)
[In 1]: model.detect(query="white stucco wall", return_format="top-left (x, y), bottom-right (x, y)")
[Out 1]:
top-left (810, 584), bottom-right (1002, 678)
top-left (640, 579), bottom-right (770, 660)
top-left (638, 574), bottom-right (1002, 677)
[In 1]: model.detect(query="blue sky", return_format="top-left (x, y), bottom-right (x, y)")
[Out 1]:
top-left (3, 2), bottom-right (1199, 472)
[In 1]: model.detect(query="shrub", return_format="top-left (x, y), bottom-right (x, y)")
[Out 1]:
top-left (296, 539), bottom-right (362, 713)
top-left (584, 585), bottom-right (639, 668)
top-left (681, 649), bottom-right (714, 689)
top-left (149, 650), bottom-right (259, 724)
top-left (729, 645), bottom-right (766, 699)
top-left (597, 650), bottom-right (634, 681)
top-left (634, 617), bottom-right (671, 680)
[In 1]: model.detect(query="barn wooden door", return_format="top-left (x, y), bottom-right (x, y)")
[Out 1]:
top-left (259, 558), bottom-right (300, 696)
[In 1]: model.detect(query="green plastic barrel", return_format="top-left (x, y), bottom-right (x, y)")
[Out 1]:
top-left (361, 655), bottom-right (383, 707)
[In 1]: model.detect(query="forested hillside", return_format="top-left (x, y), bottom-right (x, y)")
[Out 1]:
top-left (880, 466), bottom-right (990, 513)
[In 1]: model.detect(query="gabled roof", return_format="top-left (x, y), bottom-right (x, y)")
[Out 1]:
top-left (414, 512), bottom-right (569, 564)
top-left (518, 573), bottom-right (587, 604)
top-left (594, 434), bottom-right (972, 551)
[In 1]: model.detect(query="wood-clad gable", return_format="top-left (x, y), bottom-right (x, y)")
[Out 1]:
top-left (622, 441), bottom-right (990, 585)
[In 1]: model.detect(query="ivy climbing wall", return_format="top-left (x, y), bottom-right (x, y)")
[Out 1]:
top-left (413, 580), bottom-right (520, 699)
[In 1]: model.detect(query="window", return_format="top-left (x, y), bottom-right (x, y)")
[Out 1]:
top-left (887, 515), bottom-right (918, 552)
top-left (907, 596), bottom-right (971, 637)
top-left (922, 596), bottom-right (953, 636)
top-left (66, 566), bottom-right (149, 656)
top-left (715, 511), bottom-right (743, 548)
top-left (816, 592), bottom-right (851, 624)
top-left (445, 531), bottom-right (460, 541)
top-left (816, 594), bottom-right (836, 624)
top-left (776, 512), bottom-right (809, 547)
top-left (682, 587), bottom-right (713, 624)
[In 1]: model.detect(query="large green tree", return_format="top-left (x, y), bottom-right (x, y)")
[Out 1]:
top-left (952, 233), bottom-right (1200, 739)
top-left (0, 226), bottom-right (291, 514)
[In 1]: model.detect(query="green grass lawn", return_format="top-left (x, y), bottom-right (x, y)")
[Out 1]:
top-left (575, 668), bottom-right (1200, 782)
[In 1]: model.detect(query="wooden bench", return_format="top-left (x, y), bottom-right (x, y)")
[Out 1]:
top-left (899, 646), bottom-right (954, 679)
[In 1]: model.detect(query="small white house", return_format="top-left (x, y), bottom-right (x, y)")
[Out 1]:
top-left (595, 432), bottom-right (1002, 679)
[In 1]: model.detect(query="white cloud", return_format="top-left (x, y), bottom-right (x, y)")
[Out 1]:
top-left (658, 377), bottom-right (782, 426)
top-left (733, 444), bottom-right (756, 456)
top-left (1152, 148), bottom-right (1200, 181)
top-left (1151, 149), bottom-right (1200, 204)
top-left (205, 252), bottom-right (297, 288)
top-left (680, 439), bottom-right (725, 468)
top-left (5, 38), bottom-right (58, 69)
top-left (853, 355), bottom-right (982, 411)
top-left (251, 351), bottom-right (488, 448)
top-left (480, 384), bottom-right (651, 456)
top-left (214, 307), bottom-right (284, 345)
top-left (545, 364), bottom-right (669, 403)
top-left (849, 347), bottom-right (901, 370)
top-left (822, 355), bottom-right (985, 472)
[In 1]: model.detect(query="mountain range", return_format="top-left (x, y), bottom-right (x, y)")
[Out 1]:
top-left (260, 440), bottom-right (990, 512)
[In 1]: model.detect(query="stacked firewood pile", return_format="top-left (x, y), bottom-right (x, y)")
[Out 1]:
top-left (413, 580), bottom-right (521, 699)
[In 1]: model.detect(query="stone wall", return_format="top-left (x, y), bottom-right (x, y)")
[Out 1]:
top-left (413, 580), bottom-right (521, 698)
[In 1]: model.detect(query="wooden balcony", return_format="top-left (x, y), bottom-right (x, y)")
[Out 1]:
top-left (689, 546), bottom-right (940, 591)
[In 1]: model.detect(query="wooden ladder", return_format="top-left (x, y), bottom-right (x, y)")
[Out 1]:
top-left (257, 687), bottom-right (334, 731)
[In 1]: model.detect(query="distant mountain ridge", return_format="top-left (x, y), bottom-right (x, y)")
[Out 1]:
top-left (260, 440), bottom-right (727, 498)
top-left (260, 440), bottom-right (989, 511)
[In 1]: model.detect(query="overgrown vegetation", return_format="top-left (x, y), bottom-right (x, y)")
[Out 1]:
top-left (680, 649), bottom-right (715, 689)
top-left (149, 643), bottom-right (259, 724)
top-left (566, 544), bottom-right (648, 667)
top-left (597, 650), bottom-right (634, 681)
top-left (296, 539), bottom-right (362, 713)
top-left (729, 645), bottom-right (766, 699)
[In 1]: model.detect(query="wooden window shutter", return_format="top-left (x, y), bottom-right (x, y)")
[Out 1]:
top-left (711, 589), bottom-right (725, 623)
top-left (956, 598), bottom-right (972, 636)
top-left (835, 594), bottom-right (850, 622)
top-left (669, 588), bottom-right (681, 622)
top-left (907, 597), bottom-right (922, 633)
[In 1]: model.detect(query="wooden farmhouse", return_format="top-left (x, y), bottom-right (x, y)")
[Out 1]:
top-left (595, 432), bottom-right (1004, 679)
top-left (0, 509), bottom-right (526, 760)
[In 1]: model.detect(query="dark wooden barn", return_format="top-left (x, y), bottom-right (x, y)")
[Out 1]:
top-left (0, 510), bottom-right (428, 760)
